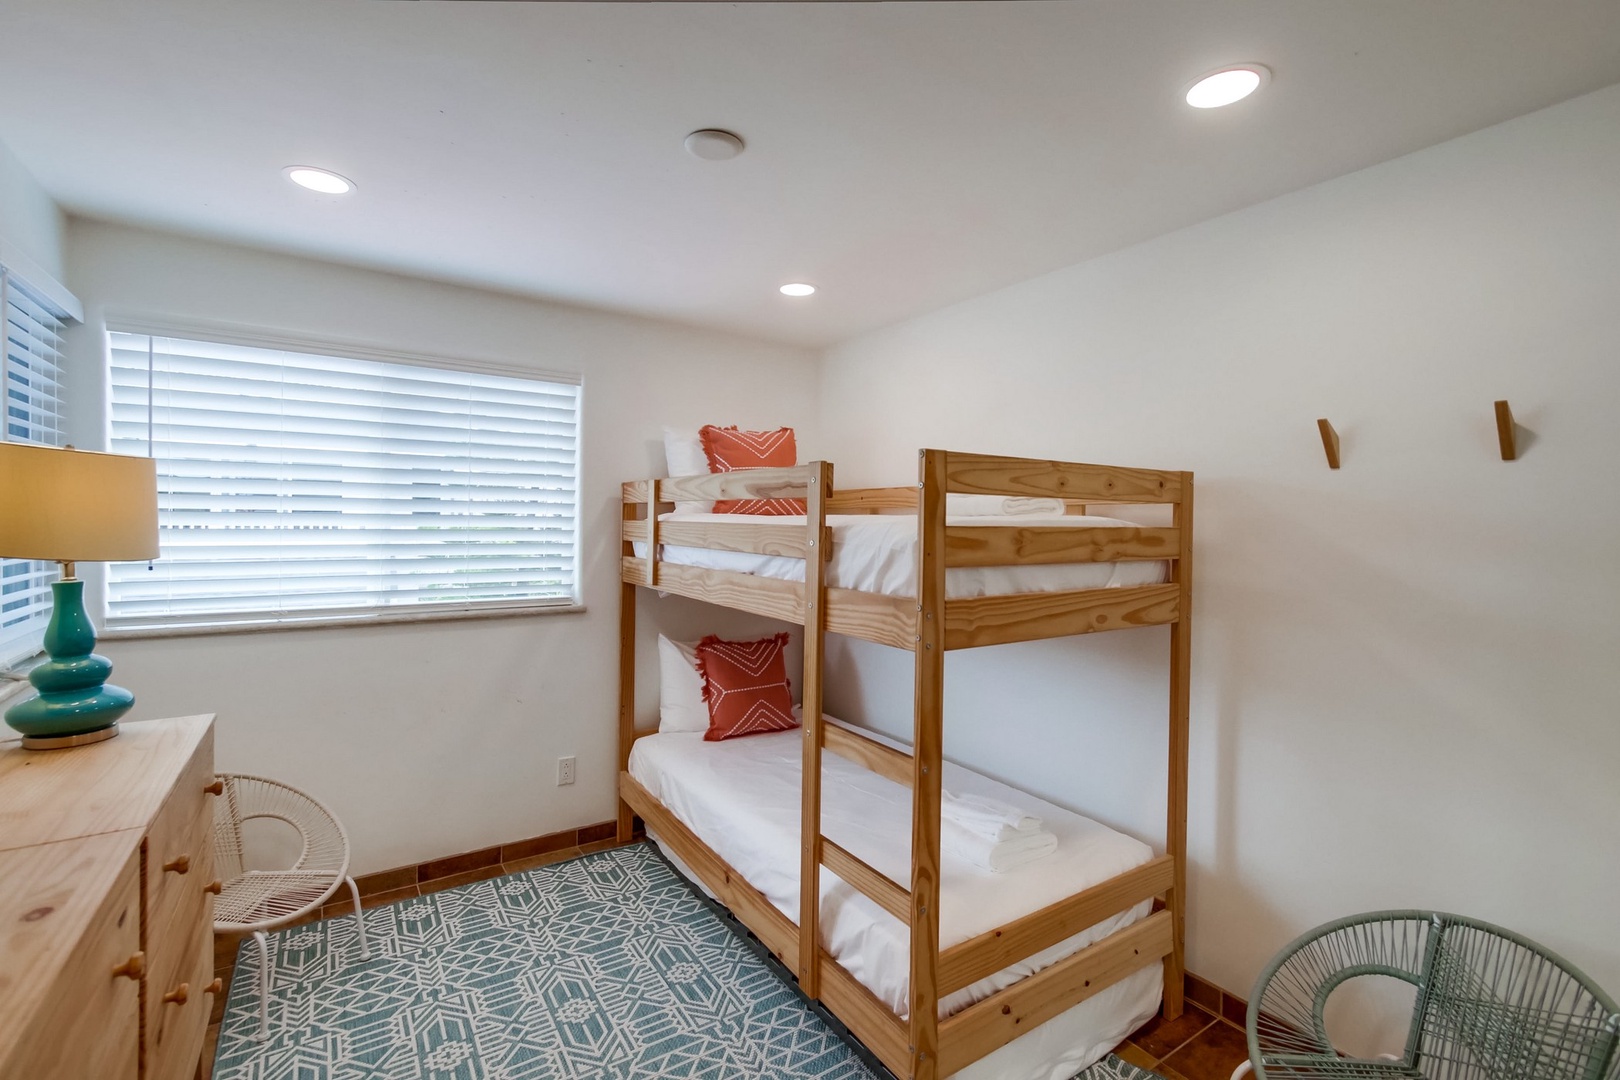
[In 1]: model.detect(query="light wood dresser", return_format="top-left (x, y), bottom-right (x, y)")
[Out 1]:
top-left (0, 714), bottom-right (219, 1080)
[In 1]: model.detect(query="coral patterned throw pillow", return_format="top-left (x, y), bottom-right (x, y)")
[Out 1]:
top-left (699, 425), bottom-right (806, 515)
top-left (696, 633), bottom-right (798, 741)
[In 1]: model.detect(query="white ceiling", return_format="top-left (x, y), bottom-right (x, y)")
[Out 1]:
top-left (5, 1), bottom-right (1620, 347)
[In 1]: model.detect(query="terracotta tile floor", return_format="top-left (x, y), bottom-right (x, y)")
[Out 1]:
top-left (1114, 1001), bottom-right (1251, 1080)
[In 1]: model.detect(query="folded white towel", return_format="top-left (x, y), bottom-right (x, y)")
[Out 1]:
top-left (942, 789), bottom-right (1044, 843)
top-left (946, 494), bottom-right (1068, 517)
top-left (941, 819), bottom-right (1059, 874)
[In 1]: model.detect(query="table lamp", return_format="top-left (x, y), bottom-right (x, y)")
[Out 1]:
top-left (0, 443), bottom-right (159, 749)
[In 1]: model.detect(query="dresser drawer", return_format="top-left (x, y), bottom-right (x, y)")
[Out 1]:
top-left (146, 917), bottom-right (216, 1080)
top-left (0, 834), bottom-right (143, 1080)
top-left (145, 725), bottom-right (217, 970)
top-left (0, 716), bottom-right (215, 1080)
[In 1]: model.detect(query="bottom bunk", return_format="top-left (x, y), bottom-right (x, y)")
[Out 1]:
top-left (624, 722), bottom-right (1165, 1080)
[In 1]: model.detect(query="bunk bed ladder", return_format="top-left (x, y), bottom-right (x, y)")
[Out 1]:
top-left (801, 452), bottom-right (946, 1080)
top-left (799, 461), bottom-right (833, 997)
top-left (617, 484), bottom-right (646, 844)
top-left (1162, 474), bottom-right (1194, 1018)
top-left (908, 448), bottom-right (948, 1080)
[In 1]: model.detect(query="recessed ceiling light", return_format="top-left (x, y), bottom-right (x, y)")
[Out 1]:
top-left (1185, 65), bottom-right (1271, 109)
top-left (779, 283), bottom-right (816, 297)
top-left (284, 166), bottom-right (355, 194)
top-left (684, 129), bottom-right (745, 161)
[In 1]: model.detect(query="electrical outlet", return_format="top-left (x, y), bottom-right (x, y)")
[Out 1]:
top-left (557, 756), bottom-right (576, 786)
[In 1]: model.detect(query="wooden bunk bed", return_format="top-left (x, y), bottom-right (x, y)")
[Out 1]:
top-left (615, 449), bottom-right (1193, 1080)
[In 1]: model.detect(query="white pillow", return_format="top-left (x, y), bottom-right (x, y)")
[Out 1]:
top-left (657, 634), bottom-right (709, 733)
top-left (662, 428), bottom-right (714, 516)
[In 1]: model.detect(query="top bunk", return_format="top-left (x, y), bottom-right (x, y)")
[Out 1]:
top-left (621, 449), bottom-right (1192, 651)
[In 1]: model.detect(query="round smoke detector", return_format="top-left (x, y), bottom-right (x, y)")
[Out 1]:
top-left (684, 129), bottom-right (745, 161)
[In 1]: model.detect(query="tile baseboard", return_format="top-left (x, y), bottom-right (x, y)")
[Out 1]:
top-left (355, 818), bottom-right (631, 894)
top-left (1185, 971), bottom-right (1250, 1031)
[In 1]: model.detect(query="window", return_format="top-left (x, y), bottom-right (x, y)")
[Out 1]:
top-left (0, 271), bottom-right (67, 667)
top-left (107, 331), bottom-right (581, 631)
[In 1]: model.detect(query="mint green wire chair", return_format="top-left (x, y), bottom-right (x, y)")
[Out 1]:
top-left (1244, 910), bottom-right (1619, 1080)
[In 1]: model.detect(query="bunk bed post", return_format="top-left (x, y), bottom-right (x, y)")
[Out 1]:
top-left (1162, 473), bottom-right (1194, 1017)
top-left (799, 461), bottom-right (833, 995)
top-left (909, 449), bottom-right (947, 1080)
top-left (618, 487), bottom-right (644, 845)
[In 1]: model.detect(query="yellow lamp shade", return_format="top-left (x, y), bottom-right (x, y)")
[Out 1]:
top-left (0, 443), bottom-right (159, 563)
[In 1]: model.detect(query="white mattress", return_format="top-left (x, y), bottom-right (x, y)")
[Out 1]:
top-left (629, 724), bottom-right (1162, 1079)
top-left (638, 512), bottom-right (1168, 599)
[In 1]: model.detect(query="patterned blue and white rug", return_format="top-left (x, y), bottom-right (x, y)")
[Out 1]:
top-left (214, 842), bottom-right (1162, 1080)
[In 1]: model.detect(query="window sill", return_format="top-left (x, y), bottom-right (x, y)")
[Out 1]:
top-left (100, 602), bottom-right (586, 641)
top-left (0, 653), bottom-right (43, 705)
top-left (0, 677), bottom-right (33, 708)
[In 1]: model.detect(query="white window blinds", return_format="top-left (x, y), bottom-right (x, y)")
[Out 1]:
top-left (0, 272), bottom-right (67, 667)
top-left (107, 332), bottom-right (581, 630)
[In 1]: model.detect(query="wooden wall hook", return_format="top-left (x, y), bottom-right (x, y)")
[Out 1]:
top-left (1317, 419), bottom-right (1341, 469)
top-left (1495, 400), bottom-right (1518, 461)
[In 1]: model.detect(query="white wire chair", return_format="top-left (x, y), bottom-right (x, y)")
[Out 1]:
top-left (212, 773), bottom-right (370, 1041)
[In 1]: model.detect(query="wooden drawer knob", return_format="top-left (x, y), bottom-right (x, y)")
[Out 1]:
top-left (204, 779), bottom-right (225, 796)
top-left (111, 952), bottom-right (145, 980)
top-left (163, 854), bottom-right (191, 875)
top-left (204, 978), bottom-right (223, 996)
top-left (162, 983), bottom-right (189, 1006)
top-left (205, 879), bottom-right (223, 895)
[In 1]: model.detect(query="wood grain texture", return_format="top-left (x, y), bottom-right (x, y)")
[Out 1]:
top-left (798, 461), bottom-right (832, 997)
top-left (826, 486), bottom-right (919, 512)
top-left (821, 838), bottom-right (910, 923)
top-left (823, 724), bottom-right (913, 788)
top-left (621, 479), bottom-right (650, 504)
top-left (623, 551), bottom-right (915, 651)
top-left (825, 587), bottom-right (916, 650)
top-left (1317, 419), bottom-right (1341, 470)
top-left (625, 559), bottom-right (806, 622)
top-left (909, 449), bottom-right (947, 1080)
top-left (0, 715), bottom-right (216, 853)
top-left (937, 854), bottom-right (1174, 995)
top-left (0, 715), bottom-right (216, 1080)
top-left (656, 464), bottom-right (814, 504)
top-left (618, 772), bottom-right (798, 970)
top-left (147, 904), bottom-right (212, 1080)
top-left (618, 501), bottom-right (641, 843)
top-left (944, 525), bottom-right (1179, 567)
top-left (632, 519), bottom-right (811, 557)
top-left (1163, 473), bottom-right (1194, 1018)
top-left (0, 831), bottom-right (144, 1080)
top-left (944, 452), bottom-right (1183, 504)
top-left (645, 499), bottom-right (660, 590)
top-left (943, 583), bottom-right (1180, 649)
top-left (937, 910), bottom-right (1176, 1076)
top-left (818, 951), bottom-right (910, 1075)
top-left (144, 733), bottom-right (216, 1030)
top-left (1495, 400), bottom-right (1517, 461)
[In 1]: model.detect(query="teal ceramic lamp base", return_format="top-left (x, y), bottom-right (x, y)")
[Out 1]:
top-left (4, 577), bottom-right (134, 750)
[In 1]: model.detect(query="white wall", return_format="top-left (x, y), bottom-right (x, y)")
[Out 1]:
top-left (63, 218), bottom-right (819, 874)
top-left (819, 82), bottom-right (1620, 1015)
top-left (0, 135), bottom-right (67, 293)
top-left (0, 136), bottom-right (65, 281)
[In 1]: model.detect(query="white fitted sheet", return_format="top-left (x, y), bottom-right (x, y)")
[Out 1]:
top-left (628, 724), bottom-right (1162, 1077)
top-left (638, 513), bottom-right (1168, 599)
